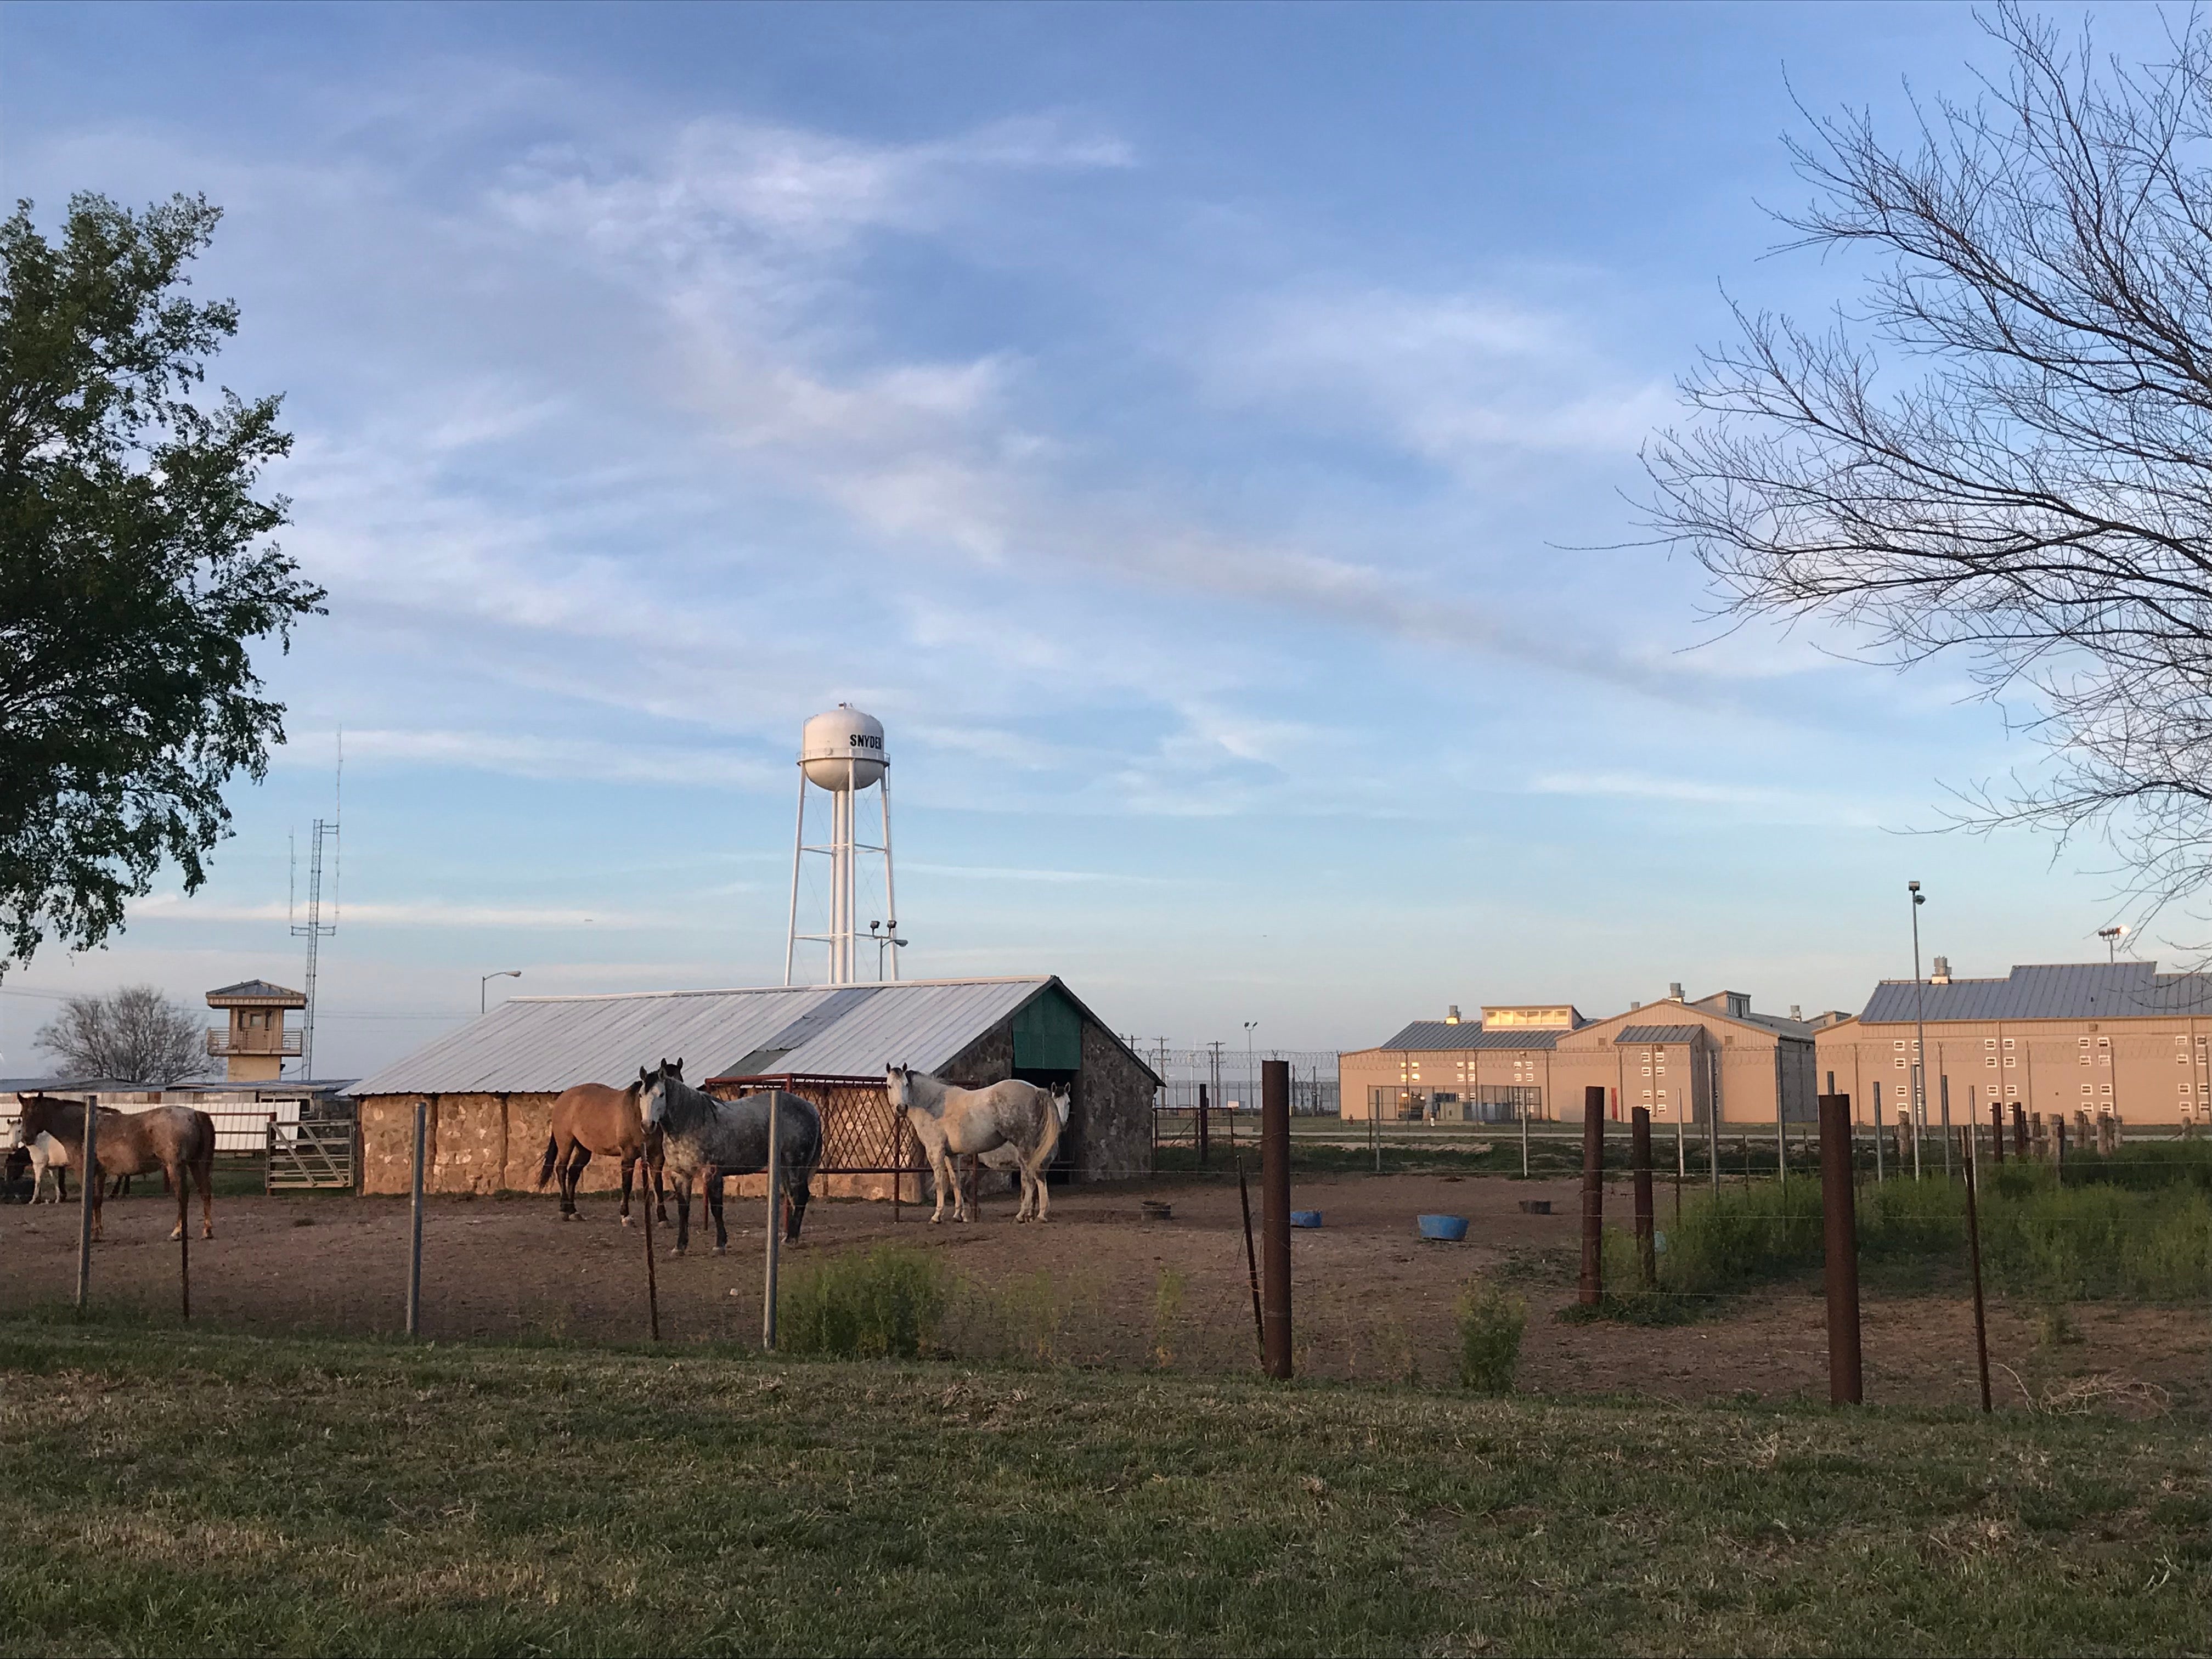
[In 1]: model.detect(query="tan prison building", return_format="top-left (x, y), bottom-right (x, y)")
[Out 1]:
top-left (1816, 959), bottom-right (2212, 1130)
top-left (1342, 986), bottom-right (1817, 1126)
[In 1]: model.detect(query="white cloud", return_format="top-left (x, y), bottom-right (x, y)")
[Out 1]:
top-left (280, 727), bottom-right (782, 790)
top-left (1205, 284), bottom-right (1674, 469)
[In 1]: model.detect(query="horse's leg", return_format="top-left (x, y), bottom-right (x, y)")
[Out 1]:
top-left (707, 1170), bottom-right (726, 1256)
top-left (673, 1173), bottom-right (691, 1255)
top-left (618, 1154), bottom-right (635, 1227)
top-left (927, 1142), bottom-right (956, 1224)
top-left (566, 1146), bottom-right (592, 1220)
top-left (169, 1158), bottom-right (188, 1242)
top-left (199, 1149), bottom-right (215, 1239)
top-left (1026, 1140), bottom-right (1052, 1223)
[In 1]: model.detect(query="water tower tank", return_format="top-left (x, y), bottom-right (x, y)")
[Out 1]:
top-left (800, 704), bottom-right (888, 791)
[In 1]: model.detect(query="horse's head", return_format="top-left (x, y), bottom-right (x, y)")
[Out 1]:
top-left (6, 1096), bottom-right (26, 1150)
top-left (884, 1064), bottom-right (912, 1108)
top-left (1049, 1084), bottom-right (1072, 1127)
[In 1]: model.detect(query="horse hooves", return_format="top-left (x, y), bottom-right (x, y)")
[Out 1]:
top-left (619, 1215), bottom-right (633, 1228)
top-left (713, 1245), bottom-right (726, 1257)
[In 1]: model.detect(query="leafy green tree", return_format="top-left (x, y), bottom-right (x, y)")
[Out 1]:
top-left (0, 192), bottom-right (322, 967)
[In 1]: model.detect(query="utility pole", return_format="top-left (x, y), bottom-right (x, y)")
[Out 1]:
top-left (1909, 881), bottom-right (1928, 1181)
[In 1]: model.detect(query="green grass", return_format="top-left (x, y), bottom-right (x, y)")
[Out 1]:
top-left (1652, 1169), bottom-right (2212, 1304)
top-left (0, 1321), bottom-right (2205, 1656)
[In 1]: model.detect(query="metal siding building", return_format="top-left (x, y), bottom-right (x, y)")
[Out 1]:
top-left (1819, 961), bottom-right (2212, 1128)
top-left (348, 977), bottom-right (1160, 1198)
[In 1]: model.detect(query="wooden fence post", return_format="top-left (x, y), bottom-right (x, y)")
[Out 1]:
top-left (406, 1100), bottom-right (426, 1339)
top-left (1961, 1127), bottom-right (1992, 1413)
top-left (75, 1094), bottom-right (99, 1314)
top-left (1260, 1059), bottom-right (1291, 1380)
top-left (1631, 1107), bottom-right (1656, 1291)
top-left (1578, 1085), bottom-right (1606, 1307)
top-left (1818, 1094), bottom-right (1862, 1405)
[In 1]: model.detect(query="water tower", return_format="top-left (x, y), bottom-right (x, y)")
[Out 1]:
top-left (785, 704), bottom-right (901, 985)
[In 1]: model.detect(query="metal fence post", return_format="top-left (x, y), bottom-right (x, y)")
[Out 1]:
top-left (763, 1092), bottom-right (782, 1351)
top-left (1197, 1082), bottom-right (1210, 1167)
top-left (1579, 1085), bottom-right (1606, 1306)
top-left (1260, 1059), bottom-right (1291, 1379)
top-left (406, 1100), bottom-right (426, 1339)
top-left (75, 1094), bottom-right (99, 1313)
top-left (1817, 1094), bottom-right (1862, 1404)
top-left (1705, 1060), bottom-right (1722, 1196)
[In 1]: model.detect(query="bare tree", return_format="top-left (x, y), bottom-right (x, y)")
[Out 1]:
top-left (1647, 5), bottom-right (2212, 922)
top-left (36, 984), bottom-right (210, 1085)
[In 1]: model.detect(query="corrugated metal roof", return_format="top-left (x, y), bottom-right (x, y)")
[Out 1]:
top-left (345, 977), bottom-right (1087, 1096)
top-left (206, 979), bottom-right (305, 1004)
top-left (1374, 1023), bottom-right (1562, 1052)
top-left (1616, 1024), bottom-right (1705, 1044)
top-left (1859, 961), bottom-right (2212, 1024)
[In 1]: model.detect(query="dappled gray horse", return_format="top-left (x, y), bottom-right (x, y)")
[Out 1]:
top-left (639, 1060), bottom-right (822, 1256)
top-left (885, 1065), bottom-right (1067, 1224)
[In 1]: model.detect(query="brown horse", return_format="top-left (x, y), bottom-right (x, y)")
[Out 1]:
top-left (10, 1095), bottom-right (214, 1241)
top-left (537, 1070), bottom-right (667, 1225)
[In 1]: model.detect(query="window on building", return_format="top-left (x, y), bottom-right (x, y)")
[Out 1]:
top-left (2099, 1036), bottom-right (2111, 1047)
top-left (2005, 1056), bottom-right (2016, 1067)
top-left (2101, 1084), bottom-right (2113, 1095)
top-left (2005, 1039), bottom-right (2016, 1049)
top-left (1895, 1058), bottom-right (1908, 1069)
top-left (1987, 1057), bottom-right (1998, 1068)
top-left (2082, 1084), bottom-right (2094, 1094)
top-left (1894, 1040), bottom-right (1907, 1050)
top-left (1984, 1038), bottom-right (1997, 1049)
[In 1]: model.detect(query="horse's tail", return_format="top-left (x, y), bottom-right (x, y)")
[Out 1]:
top-left (536, 1132), bottom-right (558, 1188)
top-left (1034, 1083), bottom-right (1064, 1167)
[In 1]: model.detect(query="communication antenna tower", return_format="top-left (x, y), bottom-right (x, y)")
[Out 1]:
top-left (785, 704), bottom-right (899, 985)
top-left (290, 731), bottom-right (341, 1079)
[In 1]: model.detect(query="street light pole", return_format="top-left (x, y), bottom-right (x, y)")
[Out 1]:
top-left (481, 969), bottom-right (521, 1015)
top-left (1244, 1022), bottom-right (1259, 1127)
top-left (1908, 883), bottom-right (1927, 1181)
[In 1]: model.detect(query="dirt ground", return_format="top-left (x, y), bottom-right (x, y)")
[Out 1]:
top-left (3, 1171), bottom-right (2202, 1414)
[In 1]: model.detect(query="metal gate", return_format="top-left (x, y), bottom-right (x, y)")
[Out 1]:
top-left (267, 1118), bottom-right (357, 1191)
top-left (703, 1073), bottom-right (920, 1176)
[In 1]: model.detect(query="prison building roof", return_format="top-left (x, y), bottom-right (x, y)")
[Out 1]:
top-left (1613, 1024), bottom-right (1706, 1045)
top-left (347, 975), bottom-right (1156, 1097)
top-left (1370, 1023), bottom-right (1562, 1052)
top-left (1857, 961), bottom-right (2212, 1025)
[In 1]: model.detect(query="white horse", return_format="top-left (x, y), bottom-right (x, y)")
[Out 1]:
top-left (12, 1096), bottom-right (79, 1203)
top-left (886, 1065), bottom-right (1068, 1224)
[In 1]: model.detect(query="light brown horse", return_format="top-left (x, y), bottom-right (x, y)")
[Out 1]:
top-left (10, 1095), bottom-right (214, 1241)
top-left (538, 1069), bottom-right (667, 1225)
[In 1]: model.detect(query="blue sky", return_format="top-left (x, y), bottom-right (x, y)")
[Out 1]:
top-left (0, 2), bottom-right (2177, 1076)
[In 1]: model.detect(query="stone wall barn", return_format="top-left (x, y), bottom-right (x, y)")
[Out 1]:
top-left (346, 976), bottom-right (1159, 1199)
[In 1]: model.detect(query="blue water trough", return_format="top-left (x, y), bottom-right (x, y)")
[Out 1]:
top-left (1417, 1213), bottom-right (1470, 1243)
top-left (1290, 1209), bottom-right (1323, 1228)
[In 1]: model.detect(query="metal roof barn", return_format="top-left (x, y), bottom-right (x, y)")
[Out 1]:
top-left (346, 977), bottom-right (1101, 1097)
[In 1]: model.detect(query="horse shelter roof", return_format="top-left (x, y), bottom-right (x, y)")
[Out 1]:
top-left (346, 976), bottom-right (1157, 1098)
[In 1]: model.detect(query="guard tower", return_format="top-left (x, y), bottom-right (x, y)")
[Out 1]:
top-left (206, 979), bottom-right (306, 1082)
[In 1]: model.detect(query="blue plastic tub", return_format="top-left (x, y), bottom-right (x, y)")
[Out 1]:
top-left (1290, 1209), bottom-right (1323, 1229)
top-left (1417, 1213), bottom-right (1470, 1243)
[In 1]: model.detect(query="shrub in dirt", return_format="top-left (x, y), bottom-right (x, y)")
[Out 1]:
top-left (1454, 1277), bottom-right (1526, 1393)
top-left (778, 1244), bottom-right (948, 1359)
top-left (1656, 1178), bottom-right (1824, 1295)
